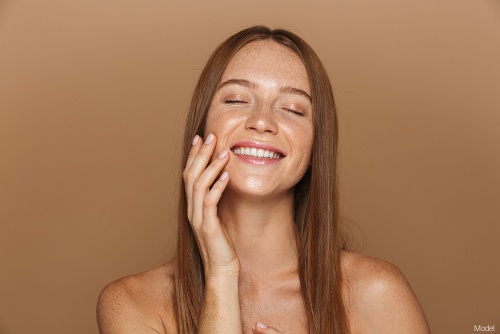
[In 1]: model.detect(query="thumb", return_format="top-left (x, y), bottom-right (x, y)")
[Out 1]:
top-left (252, 322), bottom-right (283, 334)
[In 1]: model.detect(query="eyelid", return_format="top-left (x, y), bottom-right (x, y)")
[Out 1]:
top-left (278, 97), bottom-right (309, 114)
top-left (279, 102), bottom-right (306, 116)
top-left (221, 92), bottom-right (250, 103)
top-left (284, 108), bottom-right (304, 116)
top-left (224, 99), bottom-right (248, 103)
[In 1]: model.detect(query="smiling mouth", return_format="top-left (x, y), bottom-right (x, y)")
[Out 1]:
top-left (231, 146), bottom-right (284, 159)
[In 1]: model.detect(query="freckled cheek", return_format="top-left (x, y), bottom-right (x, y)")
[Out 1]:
top-left (205, 114), bottom-right (242, 156)
top-left (294, 130), bottom-right (314, 166)
top-left (283, 123), bottom-right (314, 153)
top-left (299, 143), bottom-right (313, 167)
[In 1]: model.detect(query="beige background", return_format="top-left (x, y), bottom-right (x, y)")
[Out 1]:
top-left (1, 0), bottom-right (499, 333)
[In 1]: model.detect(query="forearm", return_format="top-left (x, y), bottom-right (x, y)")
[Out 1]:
top-left (199, 274), bottom-right (242, 333)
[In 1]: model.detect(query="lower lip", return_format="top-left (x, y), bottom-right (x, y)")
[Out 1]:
top-left (232, 152), bottom-right (282, 165)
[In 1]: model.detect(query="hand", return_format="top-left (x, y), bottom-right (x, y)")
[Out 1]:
top-left (252, 323), bottom-right (284, 334)
top-left (183, 133), bottom-right (240, 278)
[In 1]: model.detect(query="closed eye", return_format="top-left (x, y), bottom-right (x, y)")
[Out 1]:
top-left (284, 108), bottom-right (304, 116)
top-left (224, 100), bottom-right (247, 104)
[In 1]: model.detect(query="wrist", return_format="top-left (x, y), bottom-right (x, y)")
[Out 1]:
top-left (204, 259), bottom-right (241, 282)
top-left (205, 269), bottom-right (240, 287)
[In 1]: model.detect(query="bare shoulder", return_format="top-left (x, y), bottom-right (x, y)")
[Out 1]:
top-left (97, 259), bottom-right (177, 334)
top-left (341, 250), bottom-right (430, 334)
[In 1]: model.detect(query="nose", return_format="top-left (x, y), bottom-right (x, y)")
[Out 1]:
top-left (244, 106), bottom-right (278, 134)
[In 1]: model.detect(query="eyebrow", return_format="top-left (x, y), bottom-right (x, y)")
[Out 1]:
top-left (217, 79), bottom-right (312, 102)
top-left (280, 85), bottom-right (312, 102)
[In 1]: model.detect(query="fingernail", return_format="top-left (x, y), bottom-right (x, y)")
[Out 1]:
top-left (220, 171), bottom-right (228, 181)
top-left (218, 150), bottom-right (228, 159)
top-left (257, 322), bottom-right (267, 329)
top-left (192, 135), bottom-right (199, 145)
top-left (204, 133), bottom-right (214, 145)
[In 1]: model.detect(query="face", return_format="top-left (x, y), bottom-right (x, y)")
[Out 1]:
top-left (205, 40), bottom-right (313, 198)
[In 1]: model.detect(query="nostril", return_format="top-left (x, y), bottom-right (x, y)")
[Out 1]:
top-left (243, 109), bottom-right (279, 135)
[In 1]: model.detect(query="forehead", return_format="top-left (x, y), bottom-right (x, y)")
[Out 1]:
top-left (221, 40), bottom-right (311, 94)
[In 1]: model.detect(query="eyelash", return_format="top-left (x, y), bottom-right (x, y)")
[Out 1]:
top-left (285, 108), bottom-right (303, 116)
top-left (224, 100), bottom-right (303, 116)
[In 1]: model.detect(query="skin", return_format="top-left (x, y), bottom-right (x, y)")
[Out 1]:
top-left (97, 40), bottom-right (431, 333)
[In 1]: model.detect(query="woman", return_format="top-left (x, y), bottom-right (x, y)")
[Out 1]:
top-left (97, 26), bottom-right (430, 333)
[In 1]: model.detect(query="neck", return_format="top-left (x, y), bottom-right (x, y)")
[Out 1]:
top-left (217, 189), bottom-right (299, 279)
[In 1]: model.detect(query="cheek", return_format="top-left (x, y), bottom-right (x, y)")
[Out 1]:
top-left (295, 126), bottom-right (314, 167)
top-left (204, 110), bottom-right (218, 135)
top-left (204, 111), bottom-right (242, 155)
top-left (205, 106), bottom-right (246, 135)
top-left (204, 113), bottom-right (226, 146)
top-left (284, 121), bottom-right (314, 152)
top-left (305, 133), bottom-right (314, 158)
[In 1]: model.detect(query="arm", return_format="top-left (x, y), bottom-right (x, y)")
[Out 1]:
top-left (97, 134), bottom-right (242, 334)
top-left (200, 273), bottom-right (241, 333)
top-left (183, 133), bottom-right (242, 333)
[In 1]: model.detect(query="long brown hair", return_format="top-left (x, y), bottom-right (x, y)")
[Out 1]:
top-left (174, 26), bottom-right (349, 333)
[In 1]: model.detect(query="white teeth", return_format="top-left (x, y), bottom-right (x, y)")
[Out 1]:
top-left (231, 146), bottom-right (282, 159)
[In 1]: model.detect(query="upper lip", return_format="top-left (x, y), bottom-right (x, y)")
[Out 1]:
top-left (230, 140), bottom-right (287, 157)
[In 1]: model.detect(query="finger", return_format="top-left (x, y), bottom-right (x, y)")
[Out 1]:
top-left (184, 133), bottom-right (216, 222)
top-left (184, 133), bottom-right (216, 190)
top-left (184, 135), bottom-right (202, 172)
top-left (184, 134), bottom-right (215, 189)
top-left (197, 172), bottom-right (233, 267)
top-left (252, 323), bottom-right (283, 334)
top-left (201, 171), bottom-right (229, 230)
top-left (183, 135), bottom-right (202, 221)
top-left (191, 149), bottom-right (229, 229)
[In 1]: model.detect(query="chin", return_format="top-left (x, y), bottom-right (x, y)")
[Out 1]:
top-left (225, 175), bottom-right (292, 200)
top-left (228, 177), bottom-right (268, 195)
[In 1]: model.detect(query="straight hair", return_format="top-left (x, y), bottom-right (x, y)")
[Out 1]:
top-left (174, 25), bottom-right (349, 334)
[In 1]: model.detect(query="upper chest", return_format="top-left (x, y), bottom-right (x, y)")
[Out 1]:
top-left (238, 278), bottom-right (309, 334)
